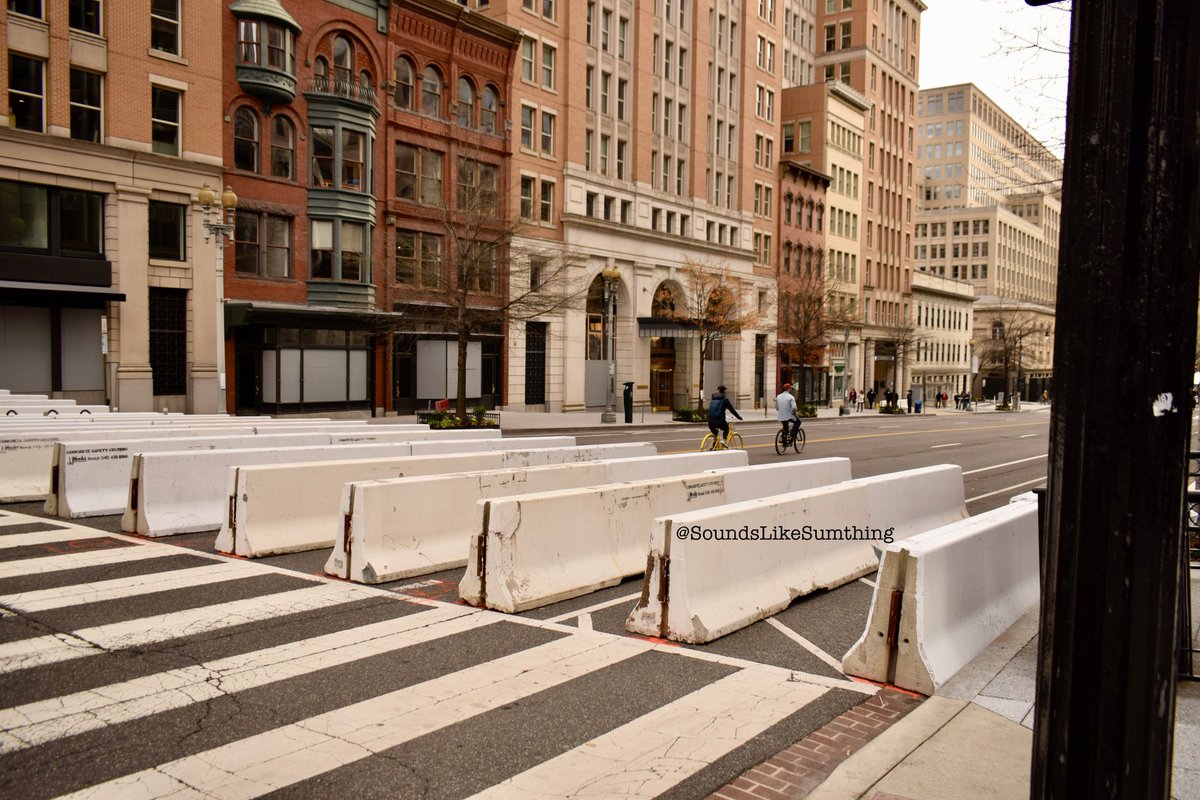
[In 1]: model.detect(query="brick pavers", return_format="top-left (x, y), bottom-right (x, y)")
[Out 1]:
top-left (709, 688), bottom-right (923, 800)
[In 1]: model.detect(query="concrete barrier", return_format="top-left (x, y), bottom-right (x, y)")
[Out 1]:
top-left (126, 435), bottom-right (575, 536)
top-left (625, 465), bottom-right (969, 644)
top-left (841, 500), bottom-right (1038, 695)
top-left (328, 450), bottom-right (742, 583)
top-left (222, 443), bottom-right (659, 561)
top-left (1, 405), bottom-right (110, 415)
top-left (461, 458), bottom-right (851, 613)
top-left (36, 424), bottom-right (428, 511)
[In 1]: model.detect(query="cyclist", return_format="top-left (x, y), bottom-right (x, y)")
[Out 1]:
top-left (707, 384), bottom-right (742, 445)
top-left (776, 383), bottom-right (801, 444)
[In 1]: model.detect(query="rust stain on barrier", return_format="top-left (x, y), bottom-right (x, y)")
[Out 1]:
top-left (886, 589), bottom-right (903, 649)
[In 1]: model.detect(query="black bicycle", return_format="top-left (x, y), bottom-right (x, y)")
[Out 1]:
top-left (774, 419), bottom-right (806, 454)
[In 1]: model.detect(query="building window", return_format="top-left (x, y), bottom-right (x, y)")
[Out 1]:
top-left (233, 107), bottom-right (259, 172)
top-left (148, 201), bottom-right (186, 261)
top-left (69, 68), bottom-right (102, 143)
top-left (8, 54), bottom-right (44, 133)
top-left (520, 175), bottom-right (535, 218)
top-left (480, 86), bottom-right (499, 133)
top-left (395, 143), bottom-right (443, 205)
top-left (149, 288), bottom-right (187, 396)
top-left (341, 130), bottom-right (364, 190)
top-left (520, 105), bottom-right (535, 149)
top-left (422, 66), bottom-right (443, 117)
top-left (311, 220), bottom-right (334, 278)
top-left (237, 18), bottom-right (295, 73)
top-left (521, 38), bottom-right (535, 82)
top-left (395, 230), bottom-right (443, 287)
top-left (0, 181), bottom-right (104, 257)
top-left (331, 35), bottom-right (354, 87)
top-left (269, 116), bottom-right (295, 180)
top-left (541, 43), bottom-right (556, 89)
top-left (457, 158), bottom-right (499, 215)
top-left (8, 1), bottom-right (42, 19)
top-left (69, 0), bottom-right (100, 34)
top-left (540, 111), bottom-right (555, 156)
top-left (310, 220), bottom-right (369, 282)
top-left (340, 221), bottom-right (365, 281)
top-left (539, 180), bottom-right (554, 223)
top-left (311, 127), bottom-right (334, 187)
top-left (616, 140), bottom-right (627, 179)
top-left (235, 213), bottom-right (291, 278)
top-left (456, 77), bottom-right (475, 127)
top-left (618, 17), bottom-right (628, 58)
top-left (150, 0), bottom-right (180, 55)
top-left (150, 86), bottom-right (180, 156)
top-left (394, 57), bottom-right (414, 109)
top-left (542, 0), bottom-right (555, 20)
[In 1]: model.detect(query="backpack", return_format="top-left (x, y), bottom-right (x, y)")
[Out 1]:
top-left (708, 396), bottom-right (724, 419)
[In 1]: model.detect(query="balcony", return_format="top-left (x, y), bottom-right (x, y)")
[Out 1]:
top-left (304, 76), bottom-right (377, 114)
top-left (237, 64), bottom-right (297, 106)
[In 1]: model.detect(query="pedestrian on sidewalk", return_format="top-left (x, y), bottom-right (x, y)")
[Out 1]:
top-left (867, 388), bottom-right (876, 409)
top-left (849, 388), bottom-right (857, 412)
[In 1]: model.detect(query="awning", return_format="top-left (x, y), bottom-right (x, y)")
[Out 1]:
top-left (224, 300), bottom-right (404, 329)
top-left (0, 280), bottom-right (126, 305)
top-left (637, 317), bottom-right (702, 339)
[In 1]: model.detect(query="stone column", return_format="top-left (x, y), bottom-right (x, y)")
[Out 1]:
top-left (112, 186), bottom-right (154, 411)
top-left (188, 200), bottom-right (221, 413)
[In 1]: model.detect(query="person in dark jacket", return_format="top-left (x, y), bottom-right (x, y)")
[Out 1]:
top-left (706, 385), bottom-right (742, 443)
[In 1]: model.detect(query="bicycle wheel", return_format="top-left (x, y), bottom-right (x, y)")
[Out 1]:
top-left (774, 428), bottom-right (787, 455)
top-left (728, 432), bottom-right (744, 450)
top-left (700, 433), bottom-right (717, 451)
top-left (793, 427), bottom-right (806, 454)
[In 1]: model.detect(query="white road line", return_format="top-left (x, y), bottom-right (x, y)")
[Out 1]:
top-left (962, 454), bottom-right (1047, 476)
top-left (1019, 433), bottom-right (1038, 439)
top-left (0, 582), bottom-right (386, 672)
top-left (0, 604), bottom-right (489, 752)
top-left (966, 477), bottom-right (1045, 505)
top-left (0, 544), bottom-right (177, 579)
top-left (931, 442), bottom-right (961, 449)
top-left (0, 527), bottom-right (112, 548)
top-left (859, 578), bottom-right (876, 588)
top-left (466, 667), bottom-right (830, 800)
top-left (0, 562), bottom-right (265, 612)
top-left (577, 613), bottom-right (593, 631)
top-left (544, 591), bottom-right (642, 624)
top-left (56, 635), bottom-right (653, 800)
top-left (765, 618), bottom-right (844, 672)
top-left (879, 425), bottom-right (900, 429)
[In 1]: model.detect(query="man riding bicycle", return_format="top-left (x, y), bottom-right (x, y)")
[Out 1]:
top-left (707, 385), bottom-right (742, 444)
top-left (775, 383), bottom-right (801, 443)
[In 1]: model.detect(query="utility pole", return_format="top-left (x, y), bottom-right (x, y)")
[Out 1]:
top-left (1030, 0), bottom-right (1200, 798)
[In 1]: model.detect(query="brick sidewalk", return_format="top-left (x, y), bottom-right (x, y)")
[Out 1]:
top-left (709, 689), bottom-right (923, 800)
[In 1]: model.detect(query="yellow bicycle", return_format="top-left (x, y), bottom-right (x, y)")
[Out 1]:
top-left (700, 419), bottom-right (744, 451)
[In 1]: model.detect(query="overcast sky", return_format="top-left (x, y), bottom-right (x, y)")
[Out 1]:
top-left (918, 0), bottom-right (1072, 157)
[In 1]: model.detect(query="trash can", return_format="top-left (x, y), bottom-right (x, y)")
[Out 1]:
top-left (622, 382), bottom-right (634, 424)
top-left (915, 400), bottom-right (923, 413)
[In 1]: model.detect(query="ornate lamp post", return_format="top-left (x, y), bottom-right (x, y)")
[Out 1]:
top-left (600, 264), bottom-right (621, 424)
top-left (196, 183), bottom-right (237, 410)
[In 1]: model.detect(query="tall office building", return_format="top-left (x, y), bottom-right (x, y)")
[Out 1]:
top-left (815, 0), bottom-right (925, 395)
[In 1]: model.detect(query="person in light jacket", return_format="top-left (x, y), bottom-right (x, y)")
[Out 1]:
top-left (776, 383), bottom-right (800, 442)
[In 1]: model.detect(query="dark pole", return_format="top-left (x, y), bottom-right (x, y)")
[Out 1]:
top-left (1032, 0), bottom-right (1200, 798)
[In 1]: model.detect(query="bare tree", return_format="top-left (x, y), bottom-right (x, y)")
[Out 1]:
top-left (874, 318), bottom-right (926, 408)
top-left (666, 259), bottom-right (763, 409)
top-left (397, 148), bottom-right (583, 421)
top-left (777, 254), bottom-right (858, 405)
top-left (978, 302), bottom-right (1047, 402)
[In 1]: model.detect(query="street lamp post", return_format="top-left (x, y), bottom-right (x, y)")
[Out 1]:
top-left (968, 337), bottom-right (976, 407)
top-left (600, 265), bottom-right (621, 424)
top-left (197, 183), bottom-right (238, 413)
top-left (842, 324), bottom-right (851, 408)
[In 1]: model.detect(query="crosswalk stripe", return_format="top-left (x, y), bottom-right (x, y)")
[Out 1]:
top-left (0, 561), bottom-right (266, 611)
top-left (467, 667), bottom-right (830, 799)
top-left (0, 527), bottom-right (111, 549)
top-left (55, 634), bottom-right (653, 800)
top-left (0, 582), bottom-right (385, 672)
top-left (0, 603), bottom-right (493, 753)
top-left (0, 543), bottom-right (177, 579)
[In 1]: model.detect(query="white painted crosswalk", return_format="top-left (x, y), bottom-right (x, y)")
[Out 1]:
top-left (0, 510), bottom-right (878, 799)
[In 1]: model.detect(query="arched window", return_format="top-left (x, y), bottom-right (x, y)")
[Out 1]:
top-left (332, 35), bottom-right (353, 88)
top-left (394, 57), bottom-right (414, 109)
top-left (480, 85), bottom-right (499, 133)
top-left (269, 115), bottom-right (295, 180)
top-left (806, 201), bottom-right (814, 230)
top-left (314, 56), bottom-right (328, 85)
top-left (422, 65), bottom-right (443, 117)
top-left (816, 203), bottom-right (825, 231)
top-left (782, 242), bottom-right (792, 273)
top-left (359, 70), bottom-right (373, 98)
top-left (233, 107), bottom-right (259, 172)
top-left (783, 193), bottom-right (793, 224)
top-left (456, 77), bottom-right (475, 128)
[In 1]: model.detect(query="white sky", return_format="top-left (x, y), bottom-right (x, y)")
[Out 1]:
top-left (918, 0), bottom-right (1072, 157)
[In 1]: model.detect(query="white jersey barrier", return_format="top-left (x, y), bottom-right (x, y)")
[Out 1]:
top-left (0, 420), bottom-right (361, 502)
top-left (625, 464), bottom-right (969, 644)
top-left (1, 404), bottom-right (110, 415)
top-left (126, 436), bottom-right (575, 536)
top-left (328, 450), bottom-right (743, 584)
top-left (222, 443), bottom-right (657, 560)
top-left (460, 458), bottom-right (850, 613)
top-left (45, 426), bottom-right (458, 517)
top-left (842, 500), bottom-right (1039, 695)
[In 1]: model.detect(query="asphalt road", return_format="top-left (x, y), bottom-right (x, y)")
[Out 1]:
top-left (0, 410), bottom-right (1050, 799)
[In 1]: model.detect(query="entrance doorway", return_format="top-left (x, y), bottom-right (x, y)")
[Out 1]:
top-left (650, 336), bottom-right (676, 410)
